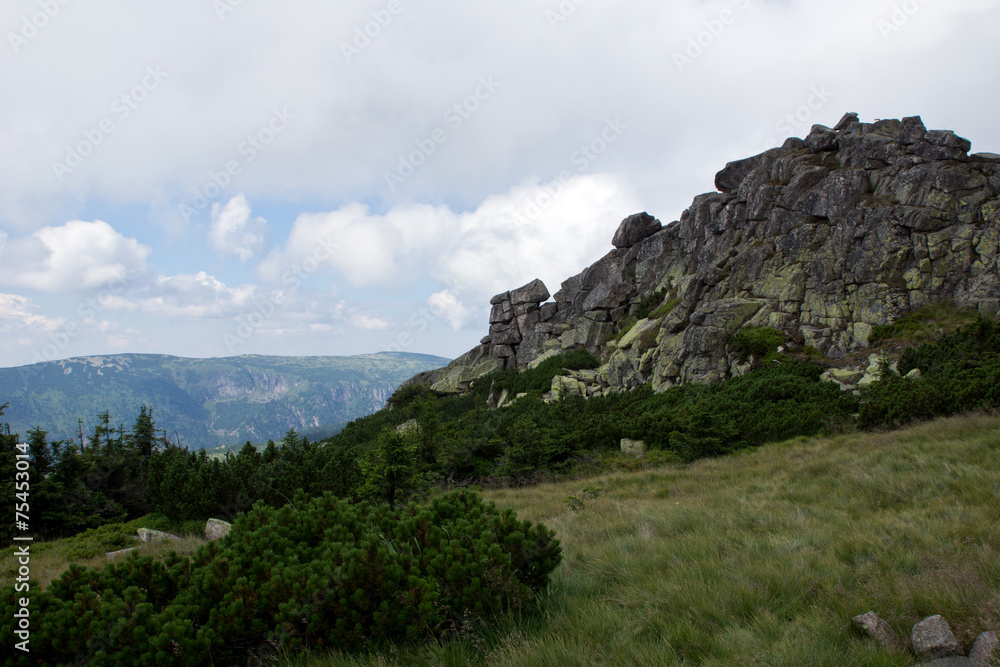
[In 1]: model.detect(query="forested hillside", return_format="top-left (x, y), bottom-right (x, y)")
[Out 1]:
top-left (0, 352), bottom-right (448, 449)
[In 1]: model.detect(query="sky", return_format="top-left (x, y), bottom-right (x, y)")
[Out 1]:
top-left (1, 0), bottom-right (999, 369)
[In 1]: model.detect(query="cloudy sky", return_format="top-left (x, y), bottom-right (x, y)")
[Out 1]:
top-left (1, 0), bottom-right (998, 368)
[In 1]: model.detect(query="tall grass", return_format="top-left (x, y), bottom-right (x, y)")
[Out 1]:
top-left (288, 412), bottom-right (1000, 666)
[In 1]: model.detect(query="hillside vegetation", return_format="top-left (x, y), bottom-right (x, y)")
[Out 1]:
top-left (3, 316), bottom-right (1000, 664)
top-left (284, 412), bottom-right (1000, 666)
top-left (0, 352), bottom-right (449, 450)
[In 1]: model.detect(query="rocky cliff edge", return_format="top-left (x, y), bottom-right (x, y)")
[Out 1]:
top-left (406, 113), bottom-right (1000, 396)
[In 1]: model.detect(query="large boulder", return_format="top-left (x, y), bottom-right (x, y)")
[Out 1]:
top-left (204, 518), bottom-right (232, 541)
top-left (911, 616), bottom-right (964, 661)
top-left (612, 212), bottom-right (662, 249)
top-left (509, 279), bottom-right (550, 305)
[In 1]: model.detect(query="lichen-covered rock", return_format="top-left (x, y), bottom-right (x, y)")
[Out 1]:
top-left (137, 528), bottom-right (180, 543)
top-left (401, 114), bottom-right (1000, 395)
top-left (395, 419), bottom-right (420, 436)
top-left (205, 518), bottom-right (232, 541)
top-left (620, 438), bottom-right (647, 457)
top-left (851, 611), bottom-right (904, 653)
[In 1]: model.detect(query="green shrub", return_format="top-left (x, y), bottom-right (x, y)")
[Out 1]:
top-left (0, 490), bottom-right (560, 666)
top-left (729, 326), bottom-right (786, 359)
top-left (867, 301), bottom-right (981, 344)
top-left (634, 289), bottom-right (668, 320)
top-left (488, 350), bottom-right (600, 396)
top-left (859, 317), bottom-right (1000, 429)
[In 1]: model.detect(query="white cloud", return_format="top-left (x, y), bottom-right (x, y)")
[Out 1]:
top-left (1, 2), bottom-right (997, 227)
top-left (119, 272), bottom-right (259, 319)
top-left (0, 293), bottom-right (66, 334)
top-left (0, 220), bottom-right (149, 292)
top-left (260, 173), bottom-right (642, 323)
top-left (209, 195), bottom-right (269, 262)
top-left (350, 313), bottom-right (391, 330)
top-left (427, 289), bottom-right (471, 330)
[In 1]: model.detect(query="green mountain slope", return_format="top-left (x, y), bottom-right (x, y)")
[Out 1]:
top-left (0, 352), bottom-right (450, 449)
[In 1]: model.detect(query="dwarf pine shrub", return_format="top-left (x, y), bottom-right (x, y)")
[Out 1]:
top-left (0, 490), bottom-right (560, 666)
top-left (859, 317), bottom-right (1000, 429)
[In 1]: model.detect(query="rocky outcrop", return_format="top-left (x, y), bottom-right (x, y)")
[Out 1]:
top-left (410, 114), bottom-right (1000, 395)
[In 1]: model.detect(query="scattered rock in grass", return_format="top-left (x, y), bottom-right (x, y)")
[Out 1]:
top-left (205, 518), bottom-right (232, 541)
top-left (855, 612), bottom-right (994, 664)
top-left (969, 631), bottom-right (998, 667)
top-left (852, 610), bottom-right (904, 652)
top-left (916, 657), bottom-right (974, 666)
top-left (911, 615), bottom-right (964, 661)
top-left (136, 528), bottom-right (181, 543)
top-left (105, 548), bottom-right (138, 559)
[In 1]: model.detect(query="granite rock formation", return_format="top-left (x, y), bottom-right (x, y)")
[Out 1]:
top-left (410, 114), bottom-right (1000, 396)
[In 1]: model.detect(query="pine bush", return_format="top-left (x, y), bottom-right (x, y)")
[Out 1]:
top-left (0, 490), bottom-right (560, 666)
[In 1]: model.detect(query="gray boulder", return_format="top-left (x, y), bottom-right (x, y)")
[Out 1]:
top-left (137, 528), bottom-right (181, 543)
top-left (106, 547), bottom-right (138, 559)
top-left (620, 438), bottom-right (647, 458)
top-left (509, 279), bottom-right (550, 305)
top-left (395, 418), bottom-right (421, 436)
top-left (970, 631), bottom-right (998, 667)
top-left (851, 611), bottom-right (904, 653)
top-left (912, 615), bottom-right (964, 661)
top-left (916, 658), bottom-right (974, 667)
top-left (205, 518), bottom-right (232, 541)
top-left (612, 212), bottom-right (662, 249)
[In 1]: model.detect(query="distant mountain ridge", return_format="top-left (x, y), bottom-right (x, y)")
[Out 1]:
top-left (1, 352), bottom-right (450, 449)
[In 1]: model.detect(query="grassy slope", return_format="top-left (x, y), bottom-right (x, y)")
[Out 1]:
top-left (0, 516), bottom-right (207, 590)
top-left (287, 412), bottom-right (1000, 666)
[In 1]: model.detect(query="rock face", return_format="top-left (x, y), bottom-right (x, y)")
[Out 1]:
top-left (409, 114), bottom-right (1000, 395)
